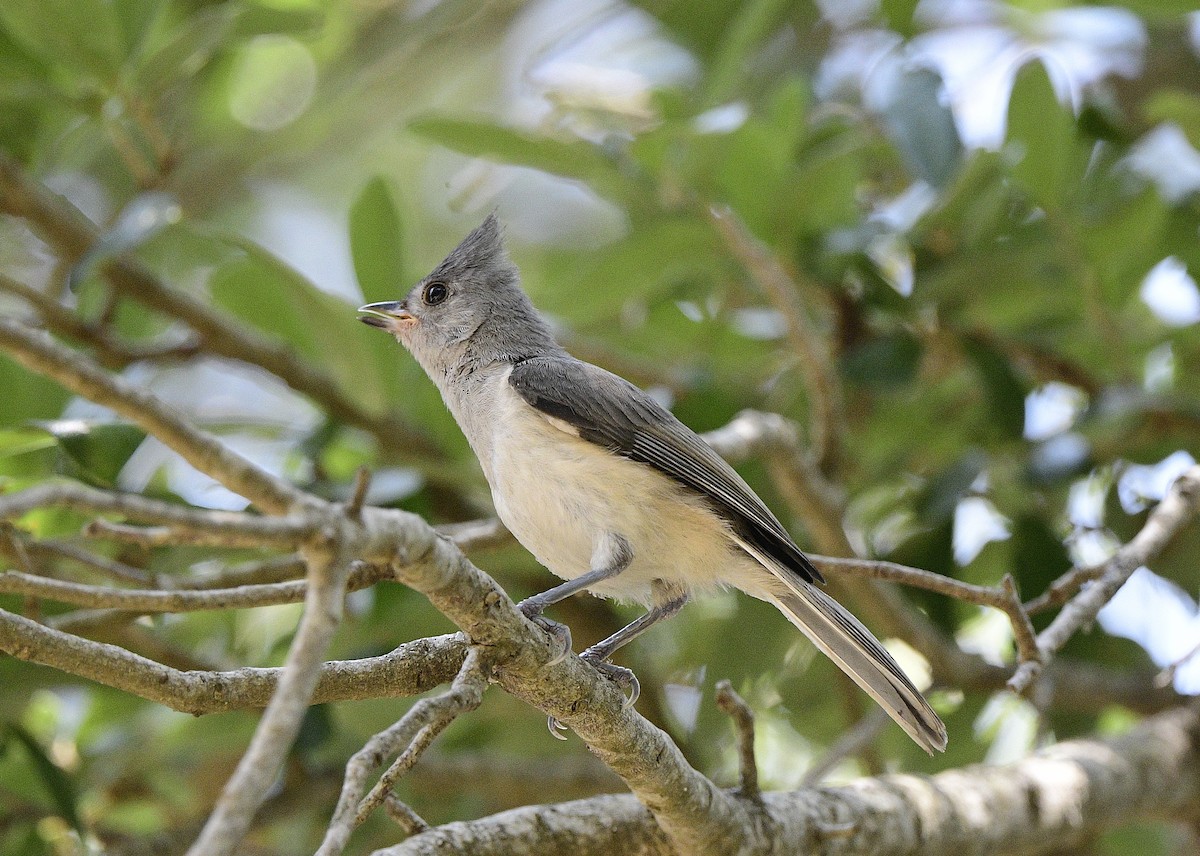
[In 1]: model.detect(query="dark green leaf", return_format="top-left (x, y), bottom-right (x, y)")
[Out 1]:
top-left (0, 0), bottom-right (125, 80)
top-left (885, 520), bottom-right (957, 631)
top-left (1008, 515), bottom-right (1071, 606)
top-left (34, 421), bottom-right (147, 488)
top-left (881, 0), bottom-right (921, 36)
top-left (349, 177), bottom-right (406, 304)
top-left (0, 358), bottom-right (70, 429)
top-left (408, 116), bottom-right (635, 202)
top-left (961, 335), bottom-right (1026, 440)
top-left (916, 450), bottom-right (987, 526)
top-left (232, 5), bottom-right (325, 38)
top-left (840, 331), bottom-right (922, 390)
top-left (6, 725), bottom-right (83, 837)
top-left (703, 0), bottom-right (793, 105)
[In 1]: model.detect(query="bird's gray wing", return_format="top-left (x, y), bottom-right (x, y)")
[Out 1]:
top-left (508, 356), bottom-right (822, 585)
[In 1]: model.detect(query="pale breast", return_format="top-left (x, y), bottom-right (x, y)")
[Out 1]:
top-left (485, 377), bottom-right (739, 605)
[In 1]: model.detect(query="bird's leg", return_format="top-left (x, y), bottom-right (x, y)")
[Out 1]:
top-left (580, 591), bottom-right (689, 708)
top-left (517, 534), bottom-right (633, 663)
top-left (547, 587), bottom-right (689, 739)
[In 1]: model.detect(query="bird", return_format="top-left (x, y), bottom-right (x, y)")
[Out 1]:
top-left (358, 214), bottom-right (946, 753)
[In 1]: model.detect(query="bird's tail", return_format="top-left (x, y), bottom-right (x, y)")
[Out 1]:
top-left (770, 582), bottom-right (947, 754)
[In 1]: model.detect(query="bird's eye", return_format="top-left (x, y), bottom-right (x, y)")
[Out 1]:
top-left (423, 282), bottom-right (448, 305)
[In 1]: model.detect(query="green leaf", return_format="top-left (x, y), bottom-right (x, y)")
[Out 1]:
top-left (881, 0), bottom-right (921, 36)
top-left (231, 5), bottom-right (325, 39)
top-left (0, 357), bottom-right (70, 429)
top-left (881, 67), bottom-right (962, 188)
top-left (1006, 60), bottom-right (1076, 208)
top-left (703, 0), bottom-right (792, 105)
top-left (961, 335), bottom-right (1027, 440)
top-left (349, 177), bottom-right (406, 304)
top-left (840, 331), bottom-right (922, 390)
top-left (33, 421), bottom-right (146, 488)
top-left (6, 725), bottom-right (83, 837)
top-left (208, 240), bottom-right (393, 413)
top-left (408, 116), bottom-right (635, 202)
top-left (1145, 89), bottom-right (1200, 151)
top-left (1009, 514), bottom-right (1071, 607)
top-left (916, 450), bottom-right (987, 526)
top-left (0, 0), bottom-right (125, 81)
top-left (134, 5), bottom-right (238, 90)
top-left (1080, 187), bottom-right (1169, 306)
top-left (113, 0), bottom-right (167, 64)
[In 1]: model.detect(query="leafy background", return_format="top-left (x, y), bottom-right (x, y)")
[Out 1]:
top-left (1, 0), bottom-right (1199, 853)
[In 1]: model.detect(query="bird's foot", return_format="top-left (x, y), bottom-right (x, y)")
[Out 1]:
top-left (518, 599), bottom-right (573, 666)
top-left (580, 647), bottom-right (640, 710)
top-left (543, 649), bottom-right (641, 739)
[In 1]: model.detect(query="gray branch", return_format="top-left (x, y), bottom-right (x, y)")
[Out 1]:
top-left (374, 704), bottom-right (1200, 856)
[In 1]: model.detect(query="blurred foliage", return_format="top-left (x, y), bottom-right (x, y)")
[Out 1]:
top-left (2, 0), bottom-right (1200, 853)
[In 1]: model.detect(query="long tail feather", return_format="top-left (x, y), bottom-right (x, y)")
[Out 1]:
top-left (770, 583), bottom-right (947, 754)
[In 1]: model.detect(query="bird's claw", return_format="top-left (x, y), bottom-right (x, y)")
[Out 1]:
top-left (544, 658), bottom-right (639, 740)
top-left (546, 715), bottom-right (570, 740)
top-left (580, 650), bottom-right (640, 710)
top-left (519, 605), bottom-right (573, 666)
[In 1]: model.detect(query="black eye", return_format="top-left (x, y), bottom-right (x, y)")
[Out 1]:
top-left (423, 282), bottom-right (448, 305)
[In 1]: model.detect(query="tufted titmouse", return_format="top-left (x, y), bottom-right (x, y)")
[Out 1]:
top-left (359, 215), bottom-right (946, 753)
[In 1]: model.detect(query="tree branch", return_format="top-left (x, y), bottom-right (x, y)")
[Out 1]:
top-left (0, 562), bottom-right (391, 612)
top-left (0, 318), bottom-right (304, 514)
top-left (1010, 465), bottom-right (1200, 695)
top-left (374, 703), bottom-right (1200, 856)
top-left (0, 152), bottom-right (438, 461)
top-left (317, 648), bottom-right (489, 856)
top-left (0, 605), bottom-right (465, 713)
top-left (708, 207), bottom-right (845, 472)
top-left (186, 541), bottom-right (352, 856)
top-left (0, 481), bottom-right (314, 548)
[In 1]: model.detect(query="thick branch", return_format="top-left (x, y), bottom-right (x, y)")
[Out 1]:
top-left (376, 703), bottom-right (1200, 856)
top-left (372, 511), bottom-right (755, 854)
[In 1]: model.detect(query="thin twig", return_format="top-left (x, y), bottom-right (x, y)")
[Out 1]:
top-left (383, 796), bottom-right (430, 837)
top-left (1009, 466), bottom-right (1200, 695)
top-left (0, 481), bottom-right (314, 548)
top-left (0, 319), bottom-right (304, 515)
top-left (1023, 564), bottom-right (1105, 615)
top-left (0, 562), bottom-right (390, 612)
top-left (801, 708), bottom-right (889, 786)
top-left (436, 517), bottom-right (512, 552)
top-left (714, 680), bottom-right (760, 801)
top-left (0, 272), bottom-right (202, 369)
top-left (816, 557), bottom-right (1043, 671)
top-left (317, 648), bottom-right (489, 856)
top-left (708, 206), bottom-right (844, 471)
top-left (22, 539), bottom-right (153, 585)
top-left (186, 543), bottom-right (352, 856)
top-left (346, 467), bottom-right (372, 520)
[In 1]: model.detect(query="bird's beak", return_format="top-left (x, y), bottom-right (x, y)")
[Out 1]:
top-left (358, 301), bottom-right (415, 332)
